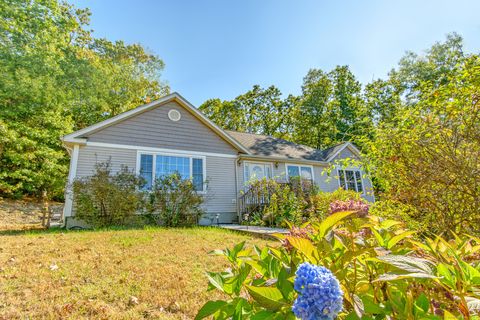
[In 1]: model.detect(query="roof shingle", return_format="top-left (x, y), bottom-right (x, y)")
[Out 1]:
top-left (225, 130), bottom-right (349, 162)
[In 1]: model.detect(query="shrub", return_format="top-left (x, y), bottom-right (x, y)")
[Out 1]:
top-left (146, 173), bottom-right (204, 227)
top-left (196, 209), bottom-right (480, 319)
top-left (257, 181), bottom-right (303, 227)
top-left (72, 162), bottom-right (144, 228)
top-left (304, 188), bottom-right (363, 222)
top-left (369, 199), bottom-right (428, 233)
top-left (244, 180), bottom-right (367, 227)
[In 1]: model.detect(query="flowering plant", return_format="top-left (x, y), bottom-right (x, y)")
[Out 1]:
top-left (195, 210), bottom-right (480, 319)
top-left (293, 263), bottom-right (343, 320)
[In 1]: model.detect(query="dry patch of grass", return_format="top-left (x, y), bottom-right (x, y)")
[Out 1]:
top-left (0, 227), bottom-right (273, 319)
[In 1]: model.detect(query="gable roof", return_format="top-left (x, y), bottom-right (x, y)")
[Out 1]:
top-left (226, 130), bottom-right (361, 163)
top-left (61, 92), bottom-right (250, 154)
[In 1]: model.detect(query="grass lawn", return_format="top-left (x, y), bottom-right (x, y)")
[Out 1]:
top-left (0, 227), bottom-right (274, 319)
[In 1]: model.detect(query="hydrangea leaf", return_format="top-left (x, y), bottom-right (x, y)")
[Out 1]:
top-left (194, 300), bottom-right (228, 320)
top-left (316, 210), bottom-right (356, 238)
top-left (284, 236), bottom-right (318, 263)
top-left (246, 285), bottom-right (286, 311)
top-left (378, 255), bottom-right (434, 274)
top-left (375, 272), bottom-right (437, 282)
top-left (387, 231), bottom-right (416, 249)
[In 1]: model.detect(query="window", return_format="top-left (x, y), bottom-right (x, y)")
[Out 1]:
top-left (138, 153), bottom-right (205, 191)
top-left (286, 165), bottom-right (314, 181)
top-left (338, 169), bottom-right (363, 193)
top-left (244, 162), bottom-right (272, 183)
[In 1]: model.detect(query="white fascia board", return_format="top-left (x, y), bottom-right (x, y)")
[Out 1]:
top-left (326, 142), bottom-right (362, 162)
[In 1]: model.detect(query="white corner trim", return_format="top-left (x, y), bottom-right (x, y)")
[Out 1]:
top-left (326, 142), bottom-right (362, 162)
top-left (86, 141), bottom-right (238, 159)
top-left (63, 144), bottom-right (80, 218)
top-left (67, 144), bottom-right (80, 183)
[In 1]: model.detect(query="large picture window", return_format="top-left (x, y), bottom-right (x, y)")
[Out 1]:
top-left (286, 164), bottom-right (314, 181)
top-left (338, 169), bottom-right (363, 193)
top-left (138, 153), bottom-right (205, 191)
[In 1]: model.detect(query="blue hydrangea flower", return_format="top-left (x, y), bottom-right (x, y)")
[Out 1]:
top-left (292, 262), bottom-right (343, 320)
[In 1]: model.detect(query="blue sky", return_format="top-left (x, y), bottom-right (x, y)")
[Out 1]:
top-left (72, 0), bottom-right (480, 106)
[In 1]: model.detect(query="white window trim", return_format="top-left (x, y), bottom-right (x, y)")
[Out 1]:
top-left (243, 161), bottom-right (274, 183)
top-left (286, 164), bottom-right (315, 181)
top-left (337, 168), bottom-right (364, 194)
top-left (136, 150), bottom-right (207, 194)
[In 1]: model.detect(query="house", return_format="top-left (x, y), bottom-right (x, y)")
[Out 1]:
top-left (61, 92), bottom-right (374, 227)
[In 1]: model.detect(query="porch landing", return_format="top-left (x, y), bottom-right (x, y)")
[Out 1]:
top-left (218, 224), bottom-right (288, 238)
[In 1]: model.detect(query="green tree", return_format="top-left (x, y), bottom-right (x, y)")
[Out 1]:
top-left (366, 55), bottom-right (480, 235)
top-left (199, 85), bottom-right (298, 139)
top-left (295, 66), bottom-right (372, 149)
top-left (0, 0), bottom-right (168, 198)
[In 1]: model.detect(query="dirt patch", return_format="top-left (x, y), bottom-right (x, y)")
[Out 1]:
top-left (0, 198), bottom-right (63, 230)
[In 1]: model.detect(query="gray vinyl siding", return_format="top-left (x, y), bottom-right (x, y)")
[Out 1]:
top-left (332, 147), bottom-right (358, 161)
top-left (86, 101), bottom-right (238, 155)
top-left (203, 156), bottom-right (237, 214)
top-left (73, 144), bottom-right (237, 222)
top-left (76, 145), bottom-right (137, 177)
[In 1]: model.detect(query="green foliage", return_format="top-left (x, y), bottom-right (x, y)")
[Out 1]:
top-left (306, 188), bottom-right (362, 222)
top-left (255, 180), bottom-right (304, 227)
top-left (364, 52), bottom-right (480, 235)
top-left (200, 85), bottom-right (298, 139)
top-left (0, 0), bottom-right (168, 199)
top-left (296, 66), bottom-right (372, 150)
top-left (244, 179), bottom-right (363, 227)
top-left (72, 163), bottom-right (145, 228)
top-left (146, 173), bottom-right (205, 227)
top-left (197, 210), bottom-right (480, 319)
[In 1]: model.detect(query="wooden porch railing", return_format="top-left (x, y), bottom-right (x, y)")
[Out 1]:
top-left (238, 179), bottom-right (314, 223)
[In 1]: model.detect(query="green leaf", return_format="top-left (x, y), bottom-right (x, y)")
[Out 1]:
top-left (251, 310), bottom-right (275, 320)
top-left (379, 219), bottom-right (403, 229)
top-left (316, 210), bottom-right (356, 237)
top-left (459, 261), bottom-right (480, 285)
top-left (246, 285), bottom-right (286, 311)
top-left (246, 260), bottom-right (268, 276)
top-left (415, 293), bottom-right (430, 314)
top-left (436, 263), bottom-right (456, 288)
top-left (284, 236), bottom-right (318, 263)
top-left (277, 268), bottom-right (295, 301)
top-left (370, 228), bottom-right (385, 247)
top-left (206, 272), bottom-right (231, 294)
top-left (387, 231), bottom-right (416, 249)
top-left (195, 300), bottom-right (228, 320)
top-left (232, 298), bottom-right (251, 320)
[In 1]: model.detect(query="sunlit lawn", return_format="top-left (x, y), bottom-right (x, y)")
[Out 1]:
top-left (0, 227), bottom-right (273, 319)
